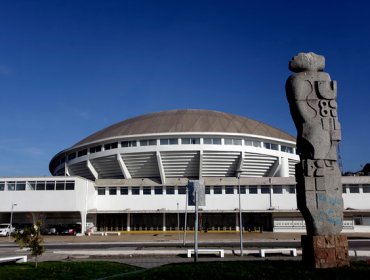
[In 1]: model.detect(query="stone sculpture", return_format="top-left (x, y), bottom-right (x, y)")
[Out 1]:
top-left (286, 52), bottom-right (349, 268)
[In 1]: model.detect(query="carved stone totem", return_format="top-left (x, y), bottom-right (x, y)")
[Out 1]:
top-left (286, 52), bottom-right (349, 268)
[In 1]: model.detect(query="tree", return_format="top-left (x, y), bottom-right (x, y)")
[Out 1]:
top-left (12, 221), bottom-right (45, 268)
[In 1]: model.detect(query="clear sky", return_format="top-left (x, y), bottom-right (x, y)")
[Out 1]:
top-left (0, 0), bottom-right (369, 176)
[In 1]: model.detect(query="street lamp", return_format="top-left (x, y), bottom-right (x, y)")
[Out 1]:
top-left (9, 203), bottom-right (17, 239)
top-left (236, 169), bottom-right (243, 256)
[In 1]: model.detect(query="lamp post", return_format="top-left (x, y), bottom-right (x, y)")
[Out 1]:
top-left (236, 169), bottom-right (243, 256)
top-left (9, 203), bottom-right (17, 239)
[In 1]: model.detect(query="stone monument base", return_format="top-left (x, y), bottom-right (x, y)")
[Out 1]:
top-left (301, 235), bottom-right (350, 268)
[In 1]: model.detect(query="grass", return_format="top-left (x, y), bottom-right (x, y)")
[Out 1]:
top-left (0, 260), bottom-right (370, 280)
top-left (0, 261), bottom-right (140, 280)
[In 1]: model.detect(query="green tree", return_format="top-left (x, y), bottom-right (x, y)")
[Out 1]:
top-left (12, 221), bottom-right (45, 268)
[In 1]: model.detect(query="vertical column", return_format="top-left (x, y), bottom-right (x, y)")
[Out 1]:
top-left (127, 213), bottom-right (131, 232)
top-left (279, 157), bottom-right (290, 177)
top-left (162, 212), bottom-right (166, 231)
top-left (80, 211), bottom-right (87, 235)
top-left (235, 212), bottom-right (240, 231)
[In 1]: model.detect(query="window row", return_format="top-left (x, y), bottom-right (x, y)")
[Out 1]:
top-left (97, 185), bottom-right (296, 196)
top-left (59, 138), bottom-right (295, 165)
top-left (343, 184), bottom-right (370, 194)
top-left (0, 181), bottom-right (75, 191)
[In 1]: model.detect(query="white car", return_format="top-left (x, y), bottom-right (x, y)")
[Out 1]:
top-left (0, 223), bottom-right (14, 237)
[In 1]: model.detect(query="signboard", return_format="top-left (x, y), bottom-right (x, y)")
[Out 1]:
top-left (187, 180), bottom-right (205, 206)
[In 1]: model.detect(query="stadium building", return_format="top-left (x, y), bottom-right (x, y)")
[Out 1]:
top-left (1, 109), bottom-right (369, 234)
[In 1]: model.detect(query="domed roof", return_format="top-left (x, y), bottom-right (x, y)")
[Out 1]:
top-left (74, 109), bottom-right (295, 146)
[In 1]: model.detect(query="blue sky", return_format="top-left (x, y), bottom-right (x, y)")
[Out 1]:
top-left (0, 0), bottom-right (369, 176)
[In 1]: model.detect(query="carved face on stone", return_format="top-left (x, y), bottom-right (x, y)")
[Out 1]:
top-left (289, 52), bottom-right (325, 73)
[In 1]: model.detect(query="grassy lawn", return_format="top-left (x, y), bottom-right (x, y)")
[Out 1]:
top-left (0, 261), bottom-right (140, 280)
top-left (1, 260), bottom-right (370, 280)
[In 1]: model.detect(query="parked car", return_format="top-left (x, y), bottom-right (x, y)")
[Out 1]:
top-left (14, 223), bottom-right (33, 234)
top-left (41, 225), bottom-right (58, 235)
top-left (0, 223), bottom-right (14, 237)
top-left (57, 224), bottom-right (78, 235)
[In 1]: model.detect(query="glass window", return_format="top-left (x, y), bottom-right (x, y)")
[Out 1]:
top-left (349, 185), bottom-right (360, 193)
top-left (181, 138), bottom-right (200, 144)
top-left (36, 181), bottom-right (45, 191)
top-left (160, 138), bottom-right (178, 145)
top-left (46, 181), bottom-right (55, 191)
top-left (287, 186), bottom-right (296, 194)
top-left (7, 182), bottom-right (16, 191)
top-left (166, 186), bottom-right (175, 195)
top-left (155, 186), bottom-right (163, 195)
top-left (56, 181), bottom-right (65, 190)
top-left (66, 181), bottom-right (75, 190)
top-left (205, 186), bottom-right (210, 194)
top-left (104, 142), bottom-right (118, 150)
top-left (90, 145), bottom-right (102, 153)
top-left (120, 187), bottom-right (128, 195)
top-left (68, 153), bottom-right (76, 160)
top-left (143, 187), bottom-right (151, 195)
top-left (236, 186), bottom-right (246, 194)
top-left (203, 138), bottom-right (221, 145)
top-left (249, 186), bottom-right (257, 194)
top-left (281, 145), bottom-right (294, 153)
top-left (261, 186), bottom-right (270, 194)
top-left (140, 139), bottom-right (157, 146)
top-left (178, 186), bottom-right (186, 194)
top-left (225, 138), bottom-right (242, 145)
top-left (363, 185), bottom-right (370, 193)
top-left (97, 187), bottom-right (105, 195)
top-left (342, 185), bottom-right (347, 193)
top-left (132, 187), bottom-right (140, 195)
top-left (0, 182), bottom-right (4, 191)
top-left (16, 182), bottom-right (26, 191)
top-left (77, 149), bottom-right (88, 157)
top-left (273, 186), bottom-right (283, 194)
top-left (225, 186), bottom-right (234, 194)
top-left (213, 186), bottom-right (222, 194)
top-left (122, 141), bottom-right (137, 147)
top-left (28, 181), bottom-right (36, 190)
top-left (264, 143), bottom-right (278, 150)
top-left (109, 187), bottom-right (117, 195)
top-left (245, 140), bottom-right (261, 148)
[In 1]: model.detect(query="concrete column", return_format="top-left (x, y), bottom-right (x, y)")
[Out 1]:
top-left (279, 157), bottom-right (290, 177)
top-left (127, 213), bottom-right (131, 232)
top-left (80, 211), bottom-right (87, 235)
top-left (162, 212), bottom-right (166, 231)
top-left (235, 212), bottom-right (240, 231)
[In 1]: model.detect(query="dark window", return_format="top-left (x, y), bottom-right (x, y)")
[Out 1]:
top-left (140, 139), bottom-right (157, 146)
top-left (155, 186), bottom-right (163, 195)
top-left (281, 145), bottom-right (294, 153)
top-left (132, 187), bottom-right (140, 195)
top-left (97, 188), bottom-right (105, 195)
top-left (349, 185), bottom-right (360, 193)
top-left (225, 186), bottom-right (234, 194)
top-left (109, 187), bottom-right (117, 195)
top-left (66, 181), bottom-right (75, 190)
top-left (205, 186), bottom-right (210, 194)
top-left (363, 185), bottom-right (370, 193)
top-left (16, 182), bottom-right (26, 191)
top-left (90, 146), bottom-right (102, 153)
top-left (0, 183), bottom-right (4, 191)
top-left (36, 181), bottom-right (45, 191)
top-left (213, 186), bottom-right (222, 194)
top-left (178, 186), bottom-right (186, 195)
top-left (261, 186), bottom-right (270, 194)
top-left (249, 186), bottom-right (257, 194)
top-left (104, 142), bottom-right (118, 150)
top-left (46, 181), bottom-right (55, 190)
top-left (143, 187), bottom-right (151, 195)
top-left (237, 186), bottom-right (246, 194)
top-left (204, 138), bottom-right (221, 145)
top-left (77, 149), bottom-right (88, 157)
top-left (120, 187), bottom-right (128, 195)
top-left (181, 138), bottom-right (200, 144)
top-left (273, 186), bottom-right (283, 194)
top-left (68, 153), bottom-right (76, 160)
top-left (287, 186), bottom-right (296, 194)
top-left (160, 138), bottom-right (178, 145)
top-left (122, 141), bottom-right (137, 147)
top-left (342, 186), bottom-right (347, 193)
top-left (56, 181), bottom-right (65, 190)
top-left (166, 186), bottom-right (175, 195)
